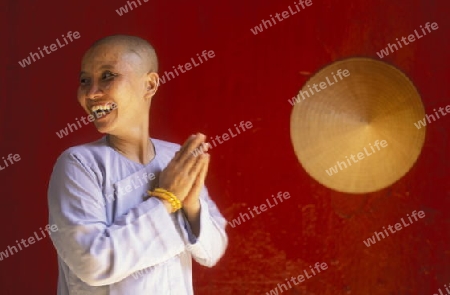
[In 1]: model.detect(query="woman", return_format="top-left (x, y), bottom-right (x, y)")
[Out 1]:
top-left (47, 35), bottom-right (228, 295)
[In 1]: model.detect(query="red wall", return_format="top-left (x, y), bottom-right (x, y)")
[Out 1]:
top-left (1, 0), bottom-right (449, 294)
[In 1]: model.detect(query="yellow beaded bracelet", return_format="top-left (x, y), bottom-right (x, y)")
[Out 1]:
top-left (148, 188), bottom-right (182, 213)
top-left (149, 191), bottom-right (181, 213)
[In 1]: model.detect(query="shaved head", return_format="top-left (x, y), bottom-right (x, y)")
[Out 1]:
top-left (77, 34), bottom-right (161, 135)
top-left (87, 34), bottom-right (158, 73)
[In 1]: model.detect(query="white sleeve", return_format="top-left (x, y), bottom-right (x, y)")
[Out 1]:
top-left (48, 152), bottom-right (186, 287)
top-left (176, 186), bottom-right (228, 267)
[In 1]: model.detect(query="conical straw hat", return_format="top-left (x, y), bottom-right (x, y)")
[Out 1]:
top-left (290, 57), bottom-right (426, 193)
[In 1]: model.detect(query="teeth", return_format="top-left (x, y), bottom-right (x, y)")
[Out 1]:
top-left (91, 104), bottom-right (116, 112)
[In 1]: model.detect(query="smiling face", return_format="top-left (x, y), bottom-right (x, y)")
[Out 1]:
top-left (77, 36), bottom-right (159, 135)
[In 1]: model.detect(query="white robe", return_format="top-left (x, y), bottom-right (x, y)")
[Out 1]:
top-left (47, 136), bottom-right (228, 295)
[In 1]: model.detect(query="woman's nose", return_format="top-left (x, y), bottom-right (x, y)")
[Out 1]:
top-left (86, 81), bottom-right (103, 99)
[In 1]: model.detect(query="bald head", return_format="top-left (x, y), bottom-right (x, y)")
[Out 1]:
top-left (86, 35), bottom-right (158, 73)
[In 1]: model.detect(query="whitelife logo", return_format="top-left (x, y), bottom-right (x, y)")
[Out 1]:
top-left (115, 0), bottom-right (149, 16)
top-left (191, 121), bottom-right (253, 157)
top-left (157, 50), bottom-right (215, 86)
top-left (288, 69), bottom-right (350, 106)
top-left (250, 0), bottom-right (313, 35)
top-left (92, 171), bottom-right (156, 209)
top-left (0, 153), bottom-right (21, 172)
top-left (363, 210), bottom-right (425, 247)
top-left (0, 224), bottom-right (58, 262)
top-left (228, 192), bottom-right (290, 228)
top-left (434, 283), bottom-right (450, 295)
top-left (413, 105), bottom-right (450, 130)
top-left (18, 31), bottom-right (81, 68)
top-left (325, 140), bottom-right (388, 176)
top-left (265, 262), bottom-right (328, 295)
top-left (55, 103), bottom-right (118, 139)
top-left (376, 22), bottom-right (439, 59)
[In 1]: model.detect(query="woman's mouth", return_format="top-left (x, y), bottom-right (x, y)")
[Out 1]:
top-left (90, 103), bottom-right (117, 118)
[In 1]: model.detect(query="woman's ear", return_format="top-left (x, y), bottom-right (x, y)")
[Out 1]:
top-left (145, 72), bottom-right (159, 98)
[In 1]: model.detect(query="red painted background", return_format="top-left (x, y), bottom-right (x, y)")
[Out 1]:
top-left (1, 0), bottom-right (449, 294)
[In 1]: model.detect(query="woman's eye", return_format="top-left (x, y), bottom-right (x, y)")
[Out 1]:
top-left (102, 71), bottom-right (117, 80)
top-left (80, 78), bottom-right (89, 85)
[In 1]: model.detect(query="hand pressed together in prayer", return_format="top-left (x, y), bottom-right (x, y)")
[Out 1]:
top-left (158, 133), bottom-right (210, 234)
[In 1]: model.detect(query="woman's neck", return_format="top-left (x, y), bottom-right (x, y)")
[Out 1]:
top-left (107, 132), bottom-right (155, 165)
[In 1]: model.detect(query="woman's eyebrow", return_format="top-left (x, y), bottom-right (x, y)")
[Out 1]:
top-left (79, 65), bottom-right (116, 77)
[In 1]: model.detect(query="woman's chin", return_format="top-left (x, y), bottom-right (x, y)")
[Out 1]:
top-left (94, 112), bottom-right (117, 133)
top-left (94, 120), bottom-right (114, 134)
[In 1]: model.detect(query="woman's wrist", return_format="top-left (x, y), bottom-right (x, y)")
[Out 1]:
top-left (148, 188), bottom-right (183, 213)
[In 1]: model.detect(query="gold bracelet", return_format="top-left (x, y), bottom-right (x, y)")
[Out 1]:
top-left (149, 191), bottom-right (181, 213)
top-left (152, 191), bottom-right (182, 210)
top-left (148, 188), bottom-right (182, 213)
top-left (154, 188), bottom-right (179, 201)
